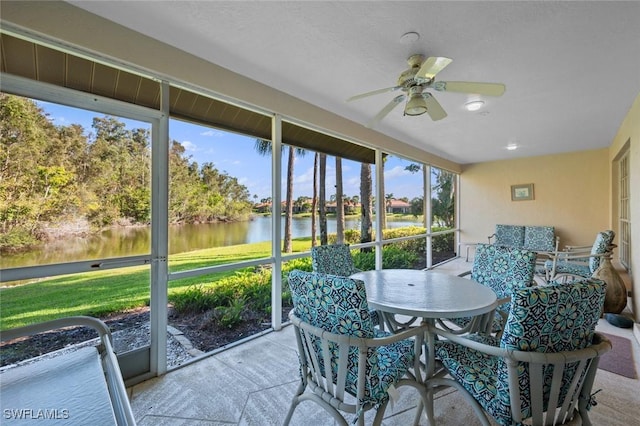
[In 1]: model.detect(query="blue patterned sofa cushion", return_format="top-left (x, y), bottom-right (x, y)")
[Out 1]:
top-left (287, 270), bottom-right (413, 406)
top-left (436, 279), bottom-right (606, 425)
top-left (493, 225), bottom-right (525, 248)
top-left (523, 226), bottom-right (556, 252)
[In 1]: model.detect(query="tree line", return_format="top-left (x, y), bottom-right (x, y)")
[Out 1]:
top-left (0, 93), bottom-right (252, 251)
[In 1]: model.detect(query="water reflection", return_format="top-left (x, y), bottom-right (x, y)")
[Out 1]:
top-left (1, 216), bottom-right (423, 269)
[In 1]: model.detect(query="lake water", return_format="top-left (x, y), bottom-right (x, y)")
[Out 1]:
top-left (1, 216), bottom-right (423, 269)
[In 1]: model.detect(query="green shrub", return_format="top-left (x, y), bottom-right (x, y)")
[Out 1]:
top-left (282, 257), bottom-right (312, 273)
top-left (0, 226), bottom-right (39, 251)
top-left (215, 297), bottom-right (245, 328)
top-left (353, 245), bottom-right (418, 270)
top-left (171, 284), bottom-right (233, 313)
top-left (169, 265), bottom-right (294, 322)
top-left (431, 226), bottom-right (455, 254)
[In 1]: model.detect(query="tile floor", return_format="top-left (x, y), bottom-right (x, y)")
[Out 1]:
top-left (129, 259), bottom-right (640, 425)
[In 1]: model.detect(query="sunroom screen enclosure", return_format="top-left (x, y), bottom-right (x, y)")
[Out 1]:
top-left (0, 30), bottom-right (459, 383)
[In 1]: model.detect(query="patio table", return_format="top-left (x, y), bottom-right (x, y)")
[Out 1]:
top-left (351, 269), bottom-right (498, 424)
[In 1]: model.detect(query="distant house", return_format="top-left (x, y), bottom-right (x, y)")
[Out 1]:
top-left (386, 199), bottom-right (411, 214)
top-left (325, 201), bottom-right (360, 215)
top-left (253, 203), bottom-right (271, 213)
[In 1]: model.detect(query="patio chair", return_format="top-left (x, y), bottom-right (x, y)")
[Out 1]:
top-left (544, 230), bottom-right (616, 283)
top-left (311, 243), bottom-right (380, 327)
top-left (441, 243), bottom-right (537, 336)
top-left (431, 278), bottom-right (610, 426)
top-left (284, 270), bottom-right (430, 426)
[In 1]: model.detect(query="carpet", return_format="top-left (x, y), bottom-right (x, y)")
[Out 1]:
top-left (598, 333), bottom-right (637, 379)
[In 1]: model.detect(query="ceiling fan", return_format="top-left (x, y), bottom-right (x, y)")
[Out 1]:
top-left (347, 54), bottom-right (506, 127)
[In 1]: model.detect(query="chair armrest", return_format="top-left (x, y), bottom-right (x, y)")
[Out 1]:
top-left (430, 325), bottom-right (612, 364)
top-left (563, 244), bottom-right (593, 252)
top-left (1, 316), bottom-right (112, 344)
top-left (289, 310), bottom-right (428, 348)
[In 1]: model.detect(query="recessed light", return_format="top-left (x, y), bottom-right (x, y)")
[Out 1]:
top-left (465, 100), bottom-right (485, 111)
top-left (506, 144), bottom-right (518, 151)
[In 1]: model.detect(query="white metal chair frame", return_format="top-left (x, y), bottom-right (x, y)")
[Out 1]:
top-left (425, 327), bottom-right (611, 426)
top-left (284, 310), bottom-right (431, 426)
top-left (545, 244), bottom-right (617, 283)
top-left (1, 316), bottom-right (136, 426)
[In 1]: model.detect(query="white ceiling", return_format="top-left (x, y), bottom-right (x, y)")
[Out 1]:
top-left (70, 1), bottom-right (640, 165)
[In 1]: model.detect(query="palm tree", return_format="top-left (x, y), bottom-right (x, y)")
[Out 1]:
top-left (319, 153), bottom-right (327, 245)
top-left (335, 157), bottom-right (344, 243)
top-left (254, 139), bottom-right (305, 252)
top-left (311, 153), bottom-right (318, 247)
top-left (379, 157), bottom-right (387, 229)
top-left (385, 193), bottom-right (395, 214)
top-left (360, 163), bottom-right (373, 251)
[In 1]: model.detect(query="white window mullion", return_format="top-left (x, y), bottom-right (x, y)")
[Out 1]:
top-left (271, 115), bottom-right (283, 330)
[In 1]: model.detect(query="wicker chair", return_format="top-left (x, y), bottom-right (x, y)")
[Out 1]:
top-left (429, 278), bottom-right (611, 426)
top-left (284, 270), bottom-right (429, 426)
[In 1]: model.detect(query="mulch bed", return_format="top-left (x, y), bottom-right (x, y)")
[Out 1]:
top-left (0, 306), bottom-right (291, 367)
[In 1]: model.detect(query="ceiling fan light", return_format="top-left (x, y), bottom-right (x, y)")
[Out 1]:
top-left (465, 100), bottom-right (485, 111)
top-left (405, 94), bottom-right (428, 116)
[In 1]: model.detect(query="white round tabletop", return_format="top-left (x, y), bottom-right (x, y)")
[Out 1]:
top-left (351, 269), bottom-right (498, 319)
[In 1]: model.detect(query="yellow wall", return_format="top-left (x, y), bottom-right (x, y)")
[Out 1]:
top-left (460, 149), bottom-right (609, 247)
top-left (460, 93), bottom-right (639, 322)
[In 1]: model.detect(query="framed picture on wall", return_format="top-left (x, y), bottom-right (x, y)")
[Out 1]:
top-left (511, 183), bottom-right (534, 201)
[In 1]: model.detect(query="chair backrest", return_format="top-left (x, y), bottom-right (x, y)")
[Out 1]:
top-left (589, 230), bottom-right (615, 273)
top-left (492, 224), bottom-right (525, 248)
top-left (311, 243), bottom-right (359, 276)
top-left (287, 270), bottom-right (378, 402)
top-left (496, 278), bottom-right (607, 424)
top-left (471, 244), bottom-right (537, 315)
top-left (523, 225), bottom-right (557, 252)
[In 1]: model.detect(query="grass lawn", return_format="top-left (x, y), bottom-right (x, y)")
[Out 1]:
top-left (0, 239), bottom-right (313, 331)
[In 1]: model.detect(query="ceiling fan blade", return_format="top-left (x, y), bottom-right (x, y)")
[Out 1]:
top-left (347, 85), bottom-right (402, 102)
top-left (416, 56), bottom-right (453, 81)
top-left (435, 81), bottom-right (506, 96)
top-left (366, 95), bottom-right (405, 128)
top-left (423, 93), bottom-right (447, 121)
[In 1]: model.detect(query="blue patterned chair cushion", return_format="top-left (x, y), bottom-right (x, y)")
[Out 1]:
top-left (543, 259), bottom-right (591, 279)
top-left (287, 270), bottom-right (413, 406)
top-left (452, 244), bottom-right (536, 331)
top-left (311, 243), bottom-right (360, 276)
top-left (523, 226), bottom-right (556, 252)
top-left (493, 225), bottom-right (525, 248)
top-left (589, 230), bottom-right (615, 272)
top-left (311, 244), bottom-right (380, 326)
top-left (436, 279), bottom-right (606, 426)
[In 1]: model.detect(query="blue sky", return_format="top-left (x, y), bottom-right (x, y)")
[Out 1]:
top-left (38, 101), bottom-right (425, 201)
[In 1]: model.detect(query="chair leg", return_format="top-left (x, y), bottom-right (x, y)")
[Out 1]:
top-left (283, 382), bottom-right (305, 426)
top-left (371, 400), bottom-right (389, 426)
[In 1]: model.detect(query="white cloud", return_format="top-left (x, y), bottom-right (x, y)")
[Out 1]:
top-left (200, 129), bottom-right (224, 137)
top-left (384, 165), bottom-right (411, 179)
top-left (181, 140), bottom-right (198, 151)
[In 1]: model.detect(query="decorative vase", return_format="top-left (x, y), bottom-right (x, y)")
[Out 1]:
top-left (592, 256), bottom-right (627, 314)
